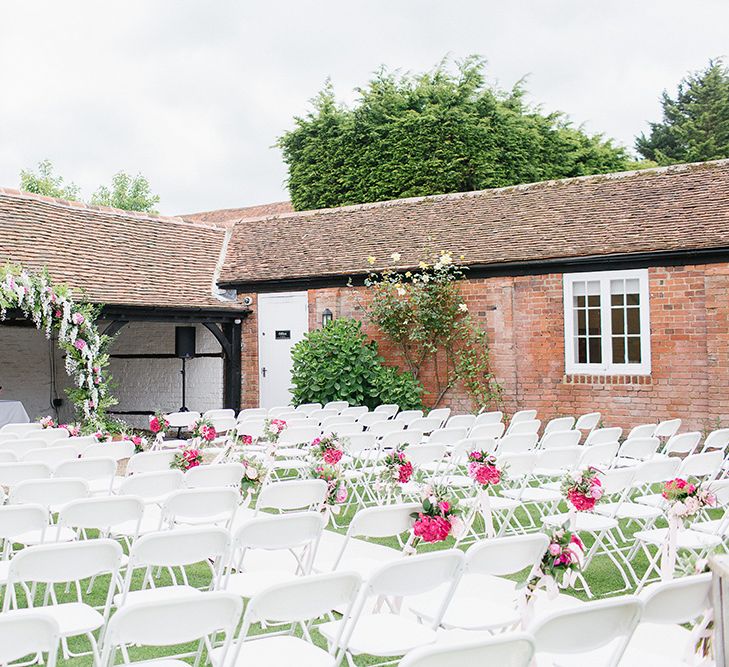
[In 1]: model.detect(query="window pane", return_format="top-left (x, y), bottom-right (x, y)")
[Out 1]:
top-left (612, 336), bottom-right (625, 363)
top-left (611, 307), bottom-right (624, 334)
top-left (588, 337), bottom-right (602, 363)
top-left (627, 336), bottom-right (641, 363)
top-left (573, 281), bottom-right (586, 296)
top-left (626, 292), bottom-right (640, 306)
top-left (610, 279), bottom-right (624, 295)
top-left (586, 281), bottom-right (600, 296)
top-left (574, 295), bottom-right (585, 308)
top-left (576, 309), bottom-right (586, 336)
top-left (587, 295), bottom-right (600, 308)
top-left (577, 338), bottom-right (587, 363)
top-left (626, 307), bottom-right (640, 335)
top-left (625, 278), bottom-right (640, 293)
top-left (611, 294), bottom-right (624, 307)
top-left (588, 308), bottom-right (601, 335)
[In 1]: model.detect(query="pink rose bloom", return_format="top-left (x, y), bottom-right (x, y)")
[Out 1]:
top-left (413, 514), bottom-right (452, 543)
top-left (201, 425), bottom-right (217, 442)
top-left (54, 310), bottom-right (62, 318)
top-left (242, 434), bottom-right (253, 445)
top-left (323, 448), bottom-right (343, 465)
top-left (131, 436), bottom-right (142, 446)
top-left (439, 501), bottom-right (450, 513)
top-left (72, 312), bottom-right (84, 325)
top-left (74, 338), bottom-right (87, 350)
top-left (469, 462), bottom-right (501, 486)
top-left (549, 543), bottom-right (562, 556)
top-left (568, 489), bottom-right (596, 511)
top-left (149, 416), bottom-right (163, 433)
top-left (335, 484), bottom-right (348, 504)
top-left (398, 461), bottom-right (413, 483)
top-left (591, 485), bottom-right (604, 500)
top-left (311, 437), bottom-right (321, 447)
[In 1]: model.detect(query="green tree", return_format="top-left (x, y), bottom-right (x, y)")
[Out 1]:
top-left (278, 56), bottom-right (630, 211)
top-left (636, 59), bottom-right (729, 165)
top-left (19, 159), bottom-right (81, 201)
top-left (91, 171), bottom-right (160, 213)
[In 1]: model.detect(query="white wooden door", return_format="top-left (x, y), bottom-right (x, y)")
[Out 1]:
top-left (257, 292), bottom-right (309, 409)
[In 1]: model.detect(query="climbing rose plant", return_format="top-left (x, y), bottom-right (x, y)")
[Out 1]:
top-left (359, 251), bottom-right (502, 410)
top-left (0, 265), bottom-right (115, 428)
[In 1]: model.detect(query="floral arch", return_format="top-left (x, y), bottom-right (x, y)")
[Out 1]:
top-left (0, 265), bottom-right (113, 428)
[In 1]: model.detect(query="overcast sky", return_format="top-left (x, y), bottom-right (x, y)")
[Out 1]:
top-left (1, 1), bottom-right (727, 216)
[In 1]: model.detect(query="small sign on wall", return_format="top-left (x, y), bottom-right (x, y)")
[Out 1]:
top-left (275, 330), bottom-right (291, 340)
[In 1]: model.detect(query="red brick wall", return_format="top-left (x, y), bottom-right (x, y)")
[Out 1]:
top-left (240, 263), bottom-right (729, 431)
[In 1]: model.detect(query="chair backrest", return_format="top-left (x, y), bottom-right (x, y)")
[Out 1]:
top-left (703, 428), bottom-right (729, 452)
top-left (543, 417), bottom-right (575, 436)
top-left (268, 406), bottom-right (293, 418)
top-left (679, 451), bottom-right (724, 478)
top-left (539, 430), bottom-right (581, 450)
top-left (451, 438), bottom-right (498, 463)
top-left (617, 437), bottom-right (660, 462)
top-left (445, 414), bottom-right (476, 431)
top-left (395, 410), bottom-right (424, 426)
top-left (474, 411), bottom-right (503, 426)
top-left (345, 433), bottom-right (378, 454)
top-left (203, 408), bottom-right (236, 420)
top-left (233, 511), bottom-right (324, 555)
top-left (400, 634), bottom-right (535, 667)
top-left (237, 408), bottom-right (267, 422)
top-left (600, 466), bottom-right (636, 496)
top-left (640, 573), bottom-right (711, 624)
top-left (510, 409), bottom-right (537, 425)
top-left (374, 404), bottom-right (399, 418)
top-left (9, 478), bottom-right (88, 508)
top-left (31, 428), bottom-right (69, 444)
top-left (507, 419), bottom-right (541, 436)
top-left (358, 413), bottom-right (388, 429)
top-left (346, 503), bottom-right (420, 541)
top-left (0, 461), bottom-right (51, 487)
top-left (211, 416), bottom-right (237, 434)
top-left (427, 408), bottom-right (451, 426)
top-left (531, 596), bottom-right (641, 662)
top-left (82, 440), bottom-right (135, 461)
top-left (575, 412), bottom-right (601, 433)
top-left (65, 435), bottom-right (97, 455)
top-left (321, 415), bottom-right (356, 429)
top-left (165, 411), bottom-right (201, 429)
top-left (0, 610), bottom-right (59, 667)
top-left (469, 423), bottom-right (506, 440)
top-left (633, 457), bottom-right (681, 485)
top-left (465, 533), bottom-right (549, 577)
top-left (126, 450), bottom-right (177, 475)
top-left (100, 592), bottom-right (242, 667)
top-left (535, 447), bottom-right (581, 471)
top-left (22, 445), bottom-right (77, 468)
top-left (184, 462), bottom-right (245, 489)
top-left (654, 418), bottom-right (682, 439)
top-left (324, 400), bottom-right (350, 412)
top-left (58, 495), bottom-right (145, 532)
top-left (369, 421), bottom-right (406, 438)
top-left (664, 431), bottom-right (701, 456)
top-left (162, 487), bottom-right (239, 526)
top-left (0, 433), bottom-right (18, 442)
top-left (579, 442), bottom-right (619, 469)
top-left (255, 479), bottom-right (328, 513)
top-left (404, 443), bottom-right (447, 467)
top-left (428, 428), bottom-right (469, 446)
top-left (236, 420), bottom-right (266, 439)
top-left (117, 469), bottom-right (185, 501)
top-left (496, 433), bottom-right (538, 455)
top-left (6, 538), bottom-right (122, 586)
top-left (628, 423), bottom-right (657, 440)
top-left (341, 406), bottom-right (369, 420)
top-left (0, 423), bottom-right (42, 435)
top-left (127, 526), bottom-right (231, 569)
top-left (306, 409), bottom-right (337, 424)
top-left (380, 430), bottom-right (422, 448)
top-left (585, 427), bottom-right (623, 446)
top-left (0, 439), bottom-right (46, 459)
top-left (54, 456), bottom-right (117, 486)
top-left (324, 423), bottom-right (362, 437)
top-left (278, 426), bottom-right (320, 445)
top-left (408, 417), bottom-right (442, 434)
top-left (295, 402), bottom-right (323, 415)
top-left (0, 450), bottom-right (17, 463)
top-left (496, 452), bottom-right (537, 479)
top-left (0, 503), bottom-right (48, 541)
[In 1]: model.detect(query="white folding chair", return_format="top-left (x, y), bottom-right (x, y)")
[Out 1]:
top-left (0, 503), bottom-right (49, 562)
top-left (223, 512), bottom-right (326, 598)
top-left (0, 450), bottom-right (17, 463)
top-left (268, 406), bottom-right (293, 418)
top-left (473, 411), bottom-right (503, 426)
top-left (54, 456), bottom-right (117, 495)
top-left (495, 433), bottom-right (538, 455)
top-left (9, 477), bottom-right (88, 514)
top-left (0, 461), bottom-right (51, 487)
top-left (100, 591), bottom-right (242, 667)
top-left (409, 533), bottom-right (549, 631)
top-left (380, 430), bottom-right (422, 449)
top-left (628, 423), bottom-right (659, 440)
top-left (321, 415), bottom-right (356, 430)
top-left (508, 410), bottom-right (537, 427)
top-left (237, 408), bottom-right (267, 422)
top-left (400, 634), bottom-right (534, 667)
top-left (57, 495), bottom-right (145, 543)
top-left (29, 428), bottom-right (69, 444)
top-left (295, 402), bottom-right (323, 415)
top-left (323, 423), bottom-right (362, 437)
top-left (656, 431), bottom-right (701, 459)
top-left (83, 441), bottom-right (135, 461)
top-left (426, 408), bottom-right (451, 427)
top-left (116, 526), bottom-right (231, 607)
top-left (319, 550), bottom-right (466, 663)
top-left (705, 428), bottom-right (729, 453)
top-left (125, 450), bottom-right (177, 475)
top-left (223, 572), bottom-right (362, 667)
top-left (324, 400), bottom-right (350, 412)
top-left (542, 416), bottom-right (575, 437)
top-left (341, 406), bottom-right (369, 420)
top-left (254, 479), bottom-right (328, 515)
top-left (654, 418), bottom-right (682, 440)
top-left (65, 435), bottom-right (97, 456)
top-left (203, 409), bottom-right (236, 420)
top-left (165, 411), bottom-right (201, 430)
top-left (117, 469), bottom-right (185, 505)
top-left (539, 430), bottom-right (581, 450)
top-left (614, 437), bottom-right (661, 467)
top-left (394, 410), bottom-right (424, 426)
top-left (184, 462), bottom-right (245, 488)
top-left (575, 411), bottom-right (601, 438)
top-left (408, 417), bottom-right (442, 435)
top-left (445, 414), bottom-right (476, 431)
top-left (579, 441), bottom-right (619, 469)
top-left (427, 427), bottom-right (469, 447)
top-left (4, 539), bottom-right (123, 663)
top-left (0, 439), bottom-right (47, 459)
top-left (373, 404), bottom-right (399, 419)
top-left (0, 422), bottom-right (42, 435)
top-left (358, 413), bottom-right (388, 429)
top-left (0, 610), bottom-right (60, 667)
top-left (531, 596), bottom-right (641, 665)
top-left (585, 427), bottom-right (623, 446)
top-left (507, 419), bottom-right (541, 436)
top-left (162, 487), bottom-right (239, 529)
top-left (469, 423), bottom-right (506, 440)
top-left (369, 421), bottom-right (406, 438)
top-left (21, 445), bottom-right (77, 469)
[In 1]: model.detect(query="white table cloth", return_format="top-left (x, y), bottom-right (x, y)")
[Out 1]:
top-left (0, 400), bottom-right (30, 428)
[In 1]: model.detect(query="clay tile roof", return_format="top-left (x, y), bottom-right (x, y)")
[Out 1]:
top-left (181, 200), bottom-right (293, 227)
top-left (220, 160), bottom-right (729, 286)
top-left (0, 188), bottom-right (242, 310)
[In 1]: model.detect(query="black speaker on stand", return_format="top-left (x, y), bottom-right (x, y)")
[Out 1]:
top-left (175, 327), bottom-right (196, 412)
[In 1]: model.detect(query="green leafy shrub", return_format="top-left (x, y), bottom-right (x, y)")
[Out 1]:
top-left (290, 318), bottom-right (423, 409)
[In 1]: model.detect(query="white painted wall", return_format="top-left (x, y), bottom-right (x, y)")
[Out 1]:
top-left (0, 321), bottom-right (224, 429)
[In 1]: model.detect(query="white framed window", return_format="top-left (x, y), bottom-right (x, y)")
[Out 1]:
top-left (563, 269), bottom-right (651, 375)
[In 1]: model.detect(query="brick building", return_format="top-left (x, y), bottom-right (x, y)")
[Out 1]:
top-left (2, 160), bottom-right (729, 430)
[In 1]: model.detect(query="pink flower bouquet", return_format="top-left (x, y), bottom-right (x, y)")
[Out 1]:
top-left (171, 448), bottom-right (202, 471)
top-left (261, 418), bottom-right (287, 444)
top-left (310, 435), bottom-right (344, 465)
top-left (561, 467), bottom-right (603, 511)
top-left (467, 450), bottom-right (503, 487)
top-left (410, 486), bottom-right (463, 544)
top-left (662, 477), bottom-right (716, 518)
top-left (190, 417), bottom-right (217, 443)
top-left (149, 411), bottom-right (169, 435)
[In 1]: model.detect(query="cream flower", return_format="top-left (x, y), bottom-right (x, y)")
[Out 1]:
top-left (397, 287), bottom-right (406, 296)
top-left (391, 252), bottom-right (401, 263)
top-left (440, 253), bottom-right (453, 265)
top-left (458, 303), bottom-right (468, 313)
top-left (418, 261), bottom-right (428, 270)
top-left (367, 256), bottom-right (376, 265)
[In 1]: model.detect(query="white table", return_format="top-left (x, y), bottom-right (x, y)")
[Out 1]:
top-left (0, 401), bottom-right (30, 428)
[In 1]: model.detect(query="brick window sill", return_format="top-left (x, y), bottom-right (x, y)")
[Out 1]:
top-left (563, 374), bottom-right (653, 386)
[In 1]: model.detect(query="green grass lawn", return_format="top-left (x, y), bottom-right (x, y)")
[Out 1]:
top-left (11, 483), bottom-right (704, 666)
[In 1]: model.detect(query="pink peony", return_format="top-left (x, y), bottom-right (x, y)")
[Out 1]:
top-left (149, 416), bottom-right (163, 433)
top-left (73, 338), bottom-right (87, 351)
top-left (439, 501), bottom-right (450, 513)
top-left (549, 543), bottom-right (562, 556)
top-left (311, 437), bottom-right (321, 447)
top-left (413, 514), bottom-right (452, 543)
top-left (54, 310), bottom-right (62, 318)
top-left (468, 462), bottom-right (502, 486)
top-left (200, 425), bottom-right (217, 442)
top-left (567, 489), bottom-right (596, 511)
top-left (323, 448), bottom-right (343, 465)
top-left (72, 312), bottom-right (84, 325)
top-left (398, 461), bottom-right (413, 484)
top-left (242, 434), bottom-right (253, 446)
top-left (335, 484), bottom-right (348, 504)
